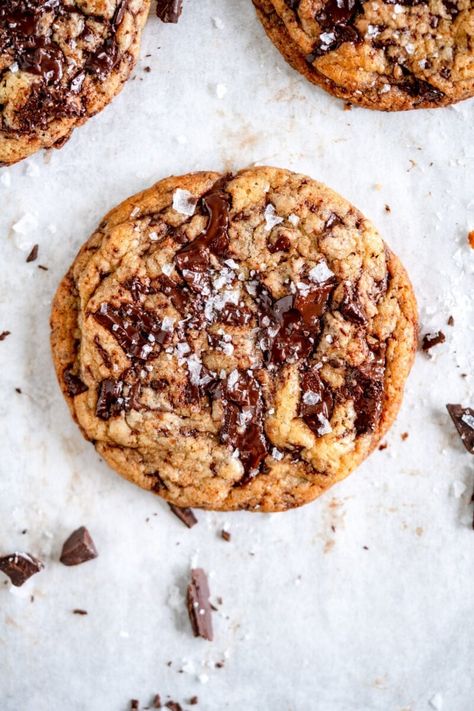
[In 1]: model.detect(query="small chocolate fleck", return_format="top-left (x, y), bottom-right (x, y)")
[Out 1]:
top-left (26, 244), bottom-right (39, 262)
top-left (73, 609), bottom-right (88, 615)
top-left (152, 695), bottom-right (162, 709)
top-left (37, 264), bottom-right (48, 271)
top-left (421, 331), bottom-right (445, 352)
top-left (0, 552), bottom-right (44, 586)
top-left (130, 701), bottom-right (139, 711)
top-left (384, 204), bottom-right (391, 213)
top-left (446, 404), bottom-right (474, 454)
top-left (0, 330), bottom-right (11, 341)
top-left (220, 530), bottom-right (231, 542)
top-left (168, 504), bottom-right (198, 528)
top-left (60, 526), bottom-right (98, 566)
top-left (186, 568), bottom-right (213, 641)
top-left (447, 315), bottom-right (454, 327)
top-left (156, 0), bottom-right (183, 22)
top-left (401, 432), bottom-right (409, 441)
top-left (165, 703), bottom-right (182, 711)
top-left (189, 698), bottom-right (198, 706)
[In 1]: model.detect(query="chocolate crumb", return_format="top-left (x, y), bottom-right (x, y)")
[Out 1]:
top-left (156, 0), bottom-right (183, 22)
top-left (165, 703), bottom-right (182, 711)
top-left (189, 697), bottom-right (198, 705)
top-left (215, 661), bottom-right (224, 668)
top-left (15, 388), bottom-right (22, 394)
top-left (421, 331), bottom-right (445, 352)
top-left (144, 66), bottom-right (151, 73)
top-left (447, 315), bottom-right (454, 326)
top-left (73, 609), bottom-right (88, 615)
top-left (0, 331), bottom-right (11, 341)
top-left (220, 530), bottom-right (231, 542)
top-left (378, 442), bottom-right (388, 451)
top-left (168, 504), bottom-right (198, 528)
top-left (60, 526), bottom-right (98, 566)
top-left (26, 244), bottom-right (39, 262)
top-left (0, 552), bottom-right (44, 586)
top-left (130, 701), bottom-right (139, 711)
top-left (384, 204), bottom-right (391, 213)
top-left (446, 404), bottom-right (474, 454)
top-left (468, 230), bottom-right (474, 249)
top-left (343, 101), bottom-right (352, 111)
top-left (186, 568), bottom-right (213, 641)
top-left (401, 432), bottom-right (409, 441)
top-left (37, 265), bottom-right (48, 271)
top-left (363, 546), bottom-right (369, 550)
top-left (152, 695), bottom-right (162, 709)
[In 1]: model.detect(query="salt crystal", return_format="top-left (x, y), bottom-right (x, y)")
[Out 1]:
top-left (228, 369), bottom-right (239, 387)
top-left (161, 316), bottom-right (175, 332)
top-left (429, 693), bottom-right (443, 710)
top-left (162, 262), bottom-right (173, 275)
top-left (172, 188), bottom-right (196, 216)
top-left (216, 83), bottom-right (227, 98)
top-left (288, 213), bottom-right (299, 226)
top-left (272, 447), bottom-right (284, 461)
top-left (212, 16), bottom-right (224, 29)
top-left (303, 391), bottom-right (321, 406)
top-left (0, 172), bottom-right (11, 187)
top-left (309, 261), bottom-right (334, 283)
top-left (25, 162), bottom-right (40, 177)
top-left (149, 231), bottom-right (159, 242)
top-left (461, 413), bottom-right (474, 430)
top-left (198, 674), bottom-right (209, 684)
top-left (317, 414), bottom-right (332, 435)
top-left (451, 481), bottom-right (466, 498)
top-left (12, 213), bottom-right (38, 250)
top-left (264, 204), bottom-right (284, 231)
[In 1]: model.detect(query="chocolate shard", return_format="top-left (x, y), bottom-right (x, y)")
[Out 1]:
top-left (0, 552), bottom-right (44, 587)
top-left (446, 404), bottom-right (474, 454)
top-left (421, 331), bottom-right (445, 352)
top-left (220, 529), bottom-right (231, 542)
top-left (168, 504), bottom-right (198, 528)
top-left (186, 568), bottom-right (214, 641)
top-left (165, 703), bottom-right (182, 711)
top-left (60, 526), bottom-right (98, 566)
top-left (0, 330), bottom-right (11, 341)
top-left (63, 367), bottom-right (88, 397)
top-left (156, 0), bottom-right (183, 22)
top-left (26, 244), bottom-right (39, 262)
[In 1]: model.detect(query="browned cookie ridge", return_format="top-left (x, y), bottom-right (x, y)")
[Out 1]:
top-left (254, 0), bottom-right (474, 110)
top-left (51, 167), bottom-right (418, 512)
top-left (0, 0), bottom-right (150, 165)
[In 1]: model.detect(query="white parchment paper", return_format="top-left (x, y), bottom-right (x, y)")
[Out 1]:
top-left (1, 1), bottom-right (473, 709)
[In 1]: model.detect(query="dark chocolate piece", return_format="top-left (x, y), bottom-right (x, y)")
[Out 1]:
top-left (307, 0), bottom-right (362, 59)
top-left (73, 609), bottom-right (88, 615)
top-left (95, 378), bottom-right (126, 420)
top-left (26, 244), bottom-right (39, 262)
top-left (156, 0), bottom-right (183, 23)
top-left (189, 697), bottom-right (198, 705)
top-left (60, 526), bottom-right (98, 566)
top-left (299, 367), bottom-right (334, 437)
top-left (168, 504), bottom-right (198, 528)
top-left (339, 284), bottom-right (367, 325)
top-left (63, 367), bottom-right (88, 397)
top-left (0, 552), bottom-right (43, 586)
top-left (186, 568), bottom-right (213, 641)
top-left (421, 331), bottom-right (446, 352)
top-left (346, 355), bottom-right (385, 434)
top-left (0, 330), bottom-right (11, 341)
top-left (130, 701), bottom-right (139, 711)
top-left (93, 302), bottom-right (169, 361)
top-left (220, 530), bottom-right (231, 542)
top-left (446, 405), bottom-right (474, 454)
top-left (398, 70), bottom-right (444, 102)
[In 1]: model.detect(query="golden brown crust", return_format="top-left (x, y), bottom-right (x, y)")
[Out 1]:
top-left (253, 0), bottom-right (474, 111)
top-left (0, 0), bottom-right (150, 165)
top-left (51, 166), bottom-right (418, 512)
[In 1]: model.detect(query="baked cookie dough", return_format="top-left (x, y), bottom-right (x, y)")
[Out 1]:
top-left (51, 166), bottom-right (417, 512)
top-left (253, 0), bottom-right (474, 110)
top-left (0, 0), bottom-right (150, 165)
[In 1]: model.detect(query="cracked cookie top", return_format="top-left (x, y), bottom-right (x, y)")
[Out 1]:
top-left (255, 0), bottom-right (474, 110)
top-left (0, 0), bottom-right (150, 164)
top-left (51, 167), bottom-right (417, 511)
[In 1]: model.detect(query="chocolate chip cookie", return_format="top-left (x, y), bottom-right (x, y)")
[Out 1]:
top-left (50, 167), bottom-right (417, 512)
top-left (0, 0), bottom-right (150, 165)
top-left (254, 0), bottom-right (474, 110)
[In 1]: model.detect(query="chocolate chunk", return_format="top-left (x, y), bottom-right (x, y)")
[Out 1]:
top-left (220, 529), bottom-right (231, 542)
top-left (0, 330), bottom-right (11, 341)
top-left (299, 367), bottom-right (334, 437)
top-left (156, 0), bottom-right (183, 22)
top-left (60, 526), bottom-right (98, 566)
top-left (398, 70), bottom-right (444, 102)
top-left (86, 38), bottom-right (118, 81)
top-left (19, 36), bottom-right (65, 84)
top-left (93, 302), bottom-right (169, 361)
top-left (218, 302), bottom-right (253, 327)
top-left (63, 367), bottom-right (88, 397)
top-left (267, 234), bottom-right (291, 253)
top-left (220, 370), bottom-right (268, 478)
top-left (421, 331), bottom-right (445, 352)
top-left (294, 282), bottom-right (335, 329)
top-left (0, 552), bottom-right (43, 586)
top-left (26, 244), bottom-right (39, 262)
top-left (446, 404), bottom-right (474, 454)
top-left (168, 504), bottom-right (198, 528)
top-left (186, 568), bottom-right (213, 641)
top-left (73, 609), bottom-right (88, 615)
top-left (96, 378), bottom-right (126, 419)
top-left (307, 0), bottom-right (362, 59)
top-left (339, 284), bottom-right (367, 325)
top-left (346, 355), bottom-right (385, 434)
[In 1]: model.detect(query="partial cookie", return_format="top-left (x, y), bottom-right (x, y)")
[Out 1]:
top-left (51, 166), bottom-right (417, 512)
top-left (0, 0), bottom-right (150, 165)
top-left (253, 0), bottom-right (474, 110)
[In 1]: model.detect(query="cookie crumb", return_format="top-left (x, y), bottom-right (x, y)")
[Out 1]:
top-left (468, 230), bottom-right (474, 249)
top-left (220, 529), bottom-right (231, 542)
top-left (421, 331), bottom-right (445, 352)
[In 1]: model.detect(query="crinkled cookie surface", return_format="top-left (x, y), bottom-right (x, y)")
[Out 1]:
top-left (254, 0), bottom-right (474, 110)
top-left (51, 167), bottom-right (417, 511)
top-left (0, 0), bottom-right (150, 164)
